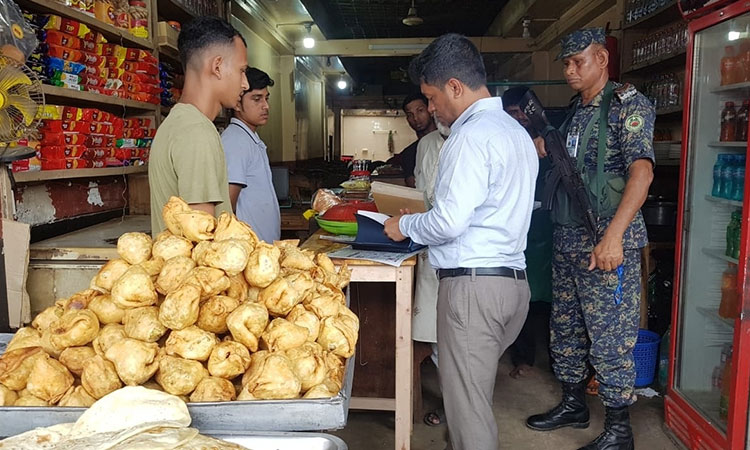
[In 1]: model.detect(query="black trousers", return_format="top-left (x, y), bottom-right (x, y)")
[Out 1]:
top-left (509, 301), bottom-right (551, 367)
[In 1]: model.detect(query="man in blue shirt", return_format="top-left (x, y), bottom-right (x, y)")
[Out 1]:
top-left (384, 34), bottom-right (538, 450)
top-left (221, 68), bottom-right (280, 243)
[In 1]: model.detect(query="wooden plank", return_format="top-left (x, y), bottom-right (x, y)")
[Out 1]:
top-left (394, 265), bottom-right (414, 445)
top-left (42, 85), bottom-right (159, 113)
top-left (16, 0), bottom-right (154, 50)
top-left (350, 397), bottom-right (396, 411)
top-left (13, 165), bottom-right (147, 183)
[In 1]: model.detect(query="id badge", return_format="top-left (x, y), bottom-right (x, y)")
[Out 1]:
top-left (566, 131), bottom-right (579, 158)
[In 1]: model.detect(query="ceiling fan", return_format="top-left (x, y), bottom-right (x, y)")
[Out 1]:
top-left (402, 0), bottom-right (423, 26)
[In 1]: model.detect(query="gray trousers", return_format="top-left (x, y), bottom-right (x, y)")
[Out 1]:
top-left (437, 274), bottom-right (530, 450)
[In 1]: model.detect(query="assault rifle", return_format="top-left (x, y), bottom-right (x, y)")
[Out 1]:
top-left (517, 89), bottom-right (598, 243)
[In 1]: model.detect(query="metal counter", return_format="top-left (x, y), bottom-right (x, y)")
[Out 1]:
top-left (0, 333), bottom-right (355, 437)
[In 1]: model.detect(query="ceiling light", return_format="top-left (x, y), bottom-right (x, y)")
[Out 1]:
top-left (337, 76), bottom-right (348, 90)
top-left (729, 31), bottom-right (741, 41)
top-left (303, 23), bottom-right (315, 48)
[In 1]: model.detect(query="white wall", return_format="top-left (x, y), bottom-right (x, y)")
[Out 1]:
top-left (341, 114), bottom-right (418, 162)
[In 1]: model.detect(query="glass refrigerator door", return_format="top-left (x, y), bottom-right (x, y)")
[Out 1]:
top-left (676, 12), bottom-right (750, 434)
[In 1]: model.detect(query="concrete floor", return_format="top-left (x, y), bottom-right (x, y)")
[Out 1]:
top-left (331, 353), bottom-right (681, 450)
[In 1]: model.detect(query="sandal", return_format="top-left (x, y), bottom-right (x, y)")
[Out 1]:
top-left (586, 378), bottom-right (599, 396)
top-left (423, 408), bottom-right (446, 427)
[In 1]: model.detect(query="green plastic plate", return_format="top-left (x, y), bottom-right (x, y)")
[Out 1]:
top-left (315, 216), bottom-right (358, 236)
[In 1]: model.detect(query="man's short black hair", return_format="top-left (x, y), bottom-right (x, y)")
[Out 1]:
top-left (501, 87), bottom-right (529, 108)
top-left (402, 92), bottom-right (428, 111)
top-left (409, 33), bottom-right (486, 90)
top-left (178, 16), bottom-right (246, 71)
top-left (246, 67), bottom-right (274, 91)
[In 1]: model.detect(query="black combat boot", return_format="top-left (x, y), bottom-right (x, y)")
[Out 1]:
top-left (577, 405), bottom-right (634, 450)
top-left (526, 381), bottom-right (590, 431)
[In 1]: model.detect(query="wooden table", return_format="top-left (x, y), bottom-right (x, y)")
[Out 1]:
top-left (302, 230), bottom-right (416, 450)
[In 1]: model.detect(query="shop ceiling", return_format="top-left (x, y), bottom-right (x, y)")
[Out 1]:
top-left (241, 0), bottom-right (613, 92)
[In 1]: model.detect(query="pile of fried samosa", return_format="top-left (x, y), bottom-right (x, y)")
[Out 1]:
top-left (0, 197), bottom-right (358, 407)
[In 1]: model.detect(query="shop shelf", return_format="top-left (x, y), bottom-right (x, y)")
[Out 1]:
top-left (623, 50), bottom-right (686, 76)
top-left (696, 306), bottom-right (736, 330)
top-left (158, 42), bottom-right (181, 68)
top-left (702, 247), bottom-right (739, 265)
top-left (710, 81), bottom-right (750, 93)
top-left (660, 158), bottom-right (681, 166)
top-left (708, 141), bottom-right (748, 148)
top-left (42, 85), bottom-right (159, 113)
top-left (15, 0), bottom-right (153, 50)
top-left (12, 165), bottom-right (148, 183)
top-left (624, 1), bottom-right (680, 30)
top-left (705, 195), bottom-right (744, 208)
top-left (157, 0), bottom-right (196, 24)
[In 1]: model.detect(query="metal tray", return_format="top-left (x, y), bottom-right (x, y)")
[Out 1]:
top-left (214, 431), bottom-right (347, 450)
top-left (0, 333), bottom-right (355, 437)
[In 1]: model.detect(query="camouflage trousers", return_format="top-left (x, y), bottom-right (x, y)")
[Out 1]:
top-left (550, 249), bottom-right (640, 407)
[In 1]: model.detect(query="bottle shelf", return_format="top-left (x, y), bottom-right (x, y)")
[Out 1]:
top-left (624, 50), bottom-right (686, 76)
top-left (624, 0), bottom-right (680, 30)
top-left (708, 141), bottom-right (747, 148)
top-left (696, 306), bottom-right (736, 330)
top-left (705, 195), bottom-right (744, 208)
top-left (702, 247), bottom-right (739, 265)
top-left (16, 0), bottom-right (154, 50)
top-left (656, 105), bottom-right (683, 118)
top-left (710, 81), bottom-right (750, 94)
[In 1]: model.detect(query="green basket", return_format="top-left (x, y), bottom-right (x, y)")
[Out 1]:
top-left (315, 216), bottom-right (358, 236)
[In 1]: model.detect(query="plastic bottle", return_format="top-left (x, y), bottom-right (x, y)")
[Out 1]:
top-left (733, 210), bottom-right (742, 260)
top-left (721, 101), bottom-right (738, 142)
top-left (737, 100), bottom-right (749, 141)
top-left (722, 46), bottom-right (738, 85)
top-left (719, 264), bottom-right (739, 319)
top-left (732, 164), bottom-right (745, 202)
top-left (713, 154), bottom-right (725, 197)
top-left (657, 326), bottom-right (671, 390)
top-left (719, 345), bottom-right (733, 421)
top-left (721, 155), bottom-right (735, 198)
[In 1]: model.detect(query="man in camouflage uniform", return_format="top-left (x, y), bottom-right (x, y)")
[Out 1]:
top-left (526, 28), bottom-right (654, 450)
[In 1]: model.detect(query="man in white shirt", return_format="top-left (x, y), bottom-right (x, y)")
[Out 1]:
top-left (384, 34), bottom-right (539, 450)
top-left (221, 68), bottom-right (280, 243)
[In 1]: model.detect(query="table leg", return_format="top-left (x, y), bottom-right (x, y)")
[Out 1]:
top-left (394, 265), bottom-right (413, 450)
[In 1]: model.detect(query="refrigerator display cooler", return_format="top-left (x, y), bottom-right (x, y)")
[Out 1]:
top-left (666, 1), bottom-right (750, 449)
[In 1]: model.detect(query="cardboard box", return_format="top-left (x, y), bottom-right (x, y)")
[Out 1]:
top-left (3, 219), bottom-right (31, 328)
top-left (370, 181), bottom-right (427, 216)
top-left (157, 22), bottom-right (180, 52)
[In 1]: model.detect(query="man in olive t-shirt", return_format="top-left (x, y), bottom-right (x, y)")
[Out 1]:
top-left (148, 17), bottom-right (249, 235)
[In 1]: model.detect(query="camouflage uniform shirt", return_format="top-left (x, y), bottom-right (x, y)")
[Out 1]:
top-left (553, 82), bottom-right (655, 253)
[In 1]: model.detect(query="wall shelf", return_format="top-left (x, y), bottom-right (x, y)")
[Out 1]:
top-left (42, 85), bottom-right (159, 113)
top-left (623, 50), bottom-right (686, 76)
top-left (12, 165), bottom-right (148, 183)
top-left (701, 247), bottom-right (738, 265)
top-left (16, 0), bottom-right (154, 50)
top-left (624, 1), bottom-right (680, 30)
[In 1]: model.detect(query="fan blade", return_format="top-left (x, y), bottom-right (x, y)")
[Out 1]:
top-left (0, 64), bottom-right (31, 93)
top-left (7, 94), bottom-right (37, 126)
top-left (0, 110), bottom-right (14, 140)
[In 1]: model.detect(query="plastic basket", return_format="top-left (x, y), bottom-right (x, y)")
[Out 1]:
top-left (634, 329), bottom-right (660, 387)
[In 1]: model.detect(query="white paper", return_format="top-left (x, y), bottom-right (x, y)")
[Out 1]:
top-left (356, 210), bottom-right (390, 225)
top-left (327, 246), bottom-right (424, 267)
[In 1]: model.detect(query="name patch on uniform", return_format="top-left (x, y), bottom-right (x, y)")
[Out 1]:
top-left (625, 114), bottom-right (644, 133)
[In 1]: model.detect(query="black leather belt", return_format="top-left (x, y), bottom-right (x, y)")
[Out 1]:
top-left (437, 267), bottom-right (526, 280)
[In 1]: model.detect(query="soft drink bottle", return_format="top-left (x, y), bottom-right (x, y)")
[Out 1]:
top-left (713, 154), bottom-right (724, 197)
top-left (721, 155), bottom-right (735, 198)
top-left (732, 165), bottom-right (745, 201)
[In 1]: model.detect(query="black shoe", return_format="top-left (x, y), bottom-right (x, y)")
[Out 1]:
top-left (577, 405), bottom-right (634, 450)
top-left (526, 381), bottom-right (590, 431)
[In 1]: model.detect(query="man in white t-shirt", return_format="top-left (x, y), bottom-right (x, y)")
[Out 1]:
top-left (221, 67), bottom-right (280, 243)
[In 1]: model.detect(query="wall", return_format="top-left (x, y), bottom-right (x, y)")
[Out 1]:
top-left (341, 112), bottom-right (417, 162)
top-left (295, 58), bottom-right (326, 161)
top-left (230, 17), bottom-right (284, 162)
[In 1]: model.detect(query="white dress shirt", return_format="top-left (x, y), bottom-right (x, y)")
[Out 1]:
top-left (221, 118), bottom-right (281, 243)
top-left (399, 97), bottom-right (538, 270)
